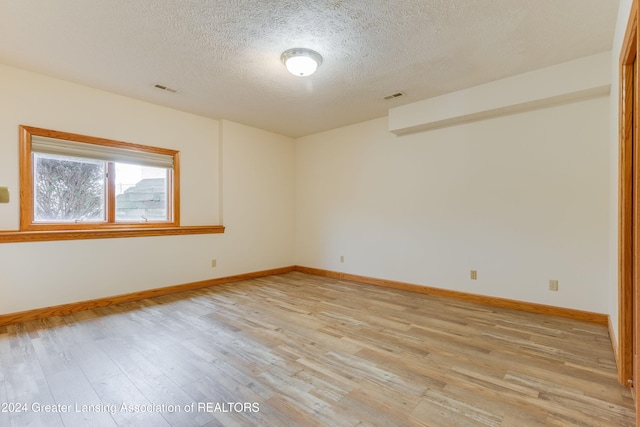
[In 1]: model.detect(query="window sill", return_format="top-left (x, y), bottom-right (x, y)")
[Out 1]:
top-left (0, 225), bottom-right (225, 243)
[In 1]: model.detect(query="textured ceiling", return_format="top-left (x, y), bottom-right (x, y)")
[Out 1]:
top-left (0, 0), bottom-right (620, 137)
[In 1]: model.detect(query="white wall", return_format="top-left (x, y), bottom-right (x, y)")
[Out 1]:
top-left (0, 45), bottom-right (617, 318)
top-left (0, 65), bottom-right (220, 228)
top-left (389, 52), bottom-right (611, 135)
top-left (218, 120), bottom-right (296, 274)
top-left (608, 0), bottom-right (633, 345)
top-left (0, 64), bottom-right (295, 314)
top-left (296, 96), bottom-right (611, 313)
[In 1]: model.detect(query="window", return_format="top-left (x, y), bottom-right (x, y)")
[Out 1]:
top-left (20, 126), bottom-right (180, 231)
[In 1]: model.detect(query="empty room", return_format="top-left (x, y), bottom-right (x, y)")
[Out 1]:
top-left (0, 0), bottom-right (638, 426)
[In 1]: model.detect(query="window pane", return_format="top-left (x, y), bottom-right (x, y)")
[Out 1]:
top-left (33, 153), bottom-right (106, 222)
top-left (115, 163), bottom-right (168, 222)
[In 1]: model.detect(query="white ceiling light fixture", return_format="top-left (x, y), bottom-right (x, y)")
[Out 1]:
top-left (281, 48), bottom-right (323, 77)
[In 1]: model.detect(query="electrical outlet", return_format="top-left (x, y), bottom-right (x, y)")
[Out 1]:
top-left (0, 187), bottom-right (9, 203)
top-left (340, 256), bottom-right (344, 263)
top-left (549, 280), bottom-right (558, 291)
top-left (470, 270), bottom-right (478, 280)
top-left (211, 259), bottom-right (217, 268)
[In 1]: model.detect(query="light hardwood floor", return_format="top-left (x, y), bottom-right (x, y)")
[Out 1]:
top-left (0, 272), bottom-right (634, 426)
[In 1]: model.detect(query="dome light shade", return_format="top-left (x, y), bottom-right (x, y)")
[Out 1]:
top-left (281, 48), bottom-right (322, 77)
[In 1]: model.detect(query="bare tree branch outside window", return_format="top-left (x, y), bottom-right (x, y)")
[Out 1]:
top-left (34, 156), bottom-right (105, 221)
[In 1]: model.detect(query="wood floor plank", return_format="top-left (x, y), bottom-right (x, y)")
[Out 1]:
top-left (0, 271), bottom-right (634, 426)
top-left (3, 358), bottom-right (63, 427)
top-left (91, 373), bottom-right (171, 427)
top-left (45, 367), bottom-right (117, 427)
top-left (0, 376), bottom-right (11, 427)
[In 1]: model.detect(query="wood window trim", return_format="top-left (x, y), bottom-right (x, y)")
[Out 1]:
top-left (0, 225), bottom-right (225, 244)
top-left (20, 125), bottom-right (180, 230)
top-left (10, 125), bottom-right (225, 242)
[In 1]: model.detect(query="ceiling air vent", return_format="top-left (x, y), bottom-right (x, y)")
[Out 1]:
top-left (383, 91), bottom-right (405, 100)
top-left (153, 83), bottom-right (178, 93)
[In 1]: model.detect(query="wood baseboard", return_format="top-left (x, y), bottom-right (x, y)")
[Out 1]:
top-left (294, 266), bottom-right (609, 325)
top-left (0, 266), bottom-right (295, 327)
top-left (0, 265), bottom-right (609, 328)
top-left (609, 315), bottom-right (620, 371)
